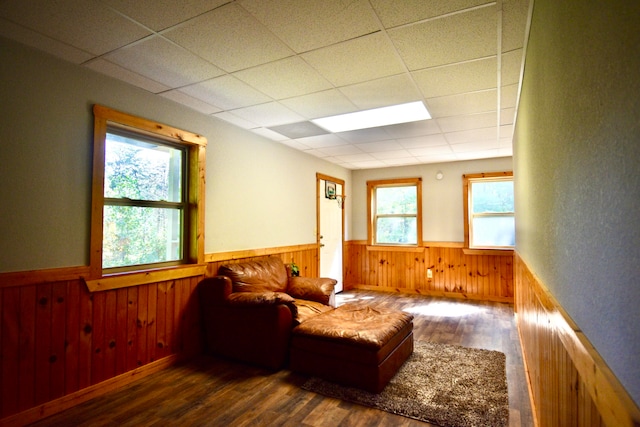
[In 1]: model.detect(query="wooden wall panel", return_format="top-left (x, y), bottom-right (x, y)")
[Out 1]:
top-left (0, 243), bottom-right (319, 425)
top-left (344, 242), bottom-right (513, 302)
top-left (0, 274), bottom-right (204, 424)
top-left (515, 253), bottom-right (640, 427)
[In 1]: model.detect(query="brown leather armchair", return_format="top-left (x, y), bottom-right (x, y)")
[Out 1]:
top-left (198, 257), bottom-right (337, 370)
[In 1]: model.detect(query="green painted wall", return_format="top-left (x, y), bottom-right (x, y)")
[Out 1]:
top-left (514, 0), bottom-right (640, 404)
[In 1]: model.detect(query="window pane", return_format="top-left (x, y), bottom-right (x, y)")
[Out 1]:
top-left (105, 133), bottom-right (182, 202)
top-left (471, 181), bottom-right (514, 213)
top-left (376, 217), bottom-right (417, 244)
top-left (472, 216), bottom-right (515, 247)
top-left (376, 186), bottom-right (417, 214)
top-left (103, 206), bottom-right (182, 268)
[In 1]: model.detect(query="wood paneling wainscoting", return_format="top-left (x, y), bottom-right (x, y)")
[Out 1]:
top-left (345, 241), bottom-right (514, 303)
top-left (0, 244), bottom-right (319, 426)
top-left (515, 253), bottom-right (640, 427)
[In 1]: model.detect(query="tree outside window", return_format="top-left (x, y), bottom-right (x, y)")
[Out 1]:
top-left (368, 178), bottom-right (422, 246)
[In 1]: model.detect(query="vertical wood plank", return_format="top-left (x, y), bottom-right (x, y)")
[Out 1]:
top-left (50, 282), bottom-right (67, 400)
top-left (103, 289), bottom-right (117, 380)
top-left (34, 283), bottom-right (53, 405)
top-left (126, 286), bottom-right (138, 372)
top-left (147, 283), bottom-right (157, 363)
top-left (90, 291), bottom-right (106, 385)
top-left (77, 286), bottom-right (93, 390)
top-left (1, 287), bottom-right (20, 417)
top-left (18, 285), bottom-right (36, 412)
top-left (115, 287), bottom-right (128, 376)
top-left (64, 281), bottom-right (80, 395)
top-left (136, 284), bottom-right (149, 368)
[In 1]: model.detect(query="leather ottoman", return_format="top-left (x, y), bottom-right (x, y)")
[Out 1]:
top-left (289, 302), bottom-right (414, 393)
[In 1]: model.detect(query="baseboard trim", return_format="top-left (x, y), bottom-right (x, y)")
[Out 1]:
top-left (0, 355), bottom-right (180, 427)
top-left (346, 284), bottom-right (513, 304)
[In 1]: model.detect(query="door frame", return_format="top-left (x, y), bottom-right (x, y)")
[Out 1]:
top-left (316, 173), bottom-right (345, 286)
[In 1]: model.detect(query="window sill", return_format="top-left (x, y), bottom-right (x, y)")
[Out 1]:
top-left (462, 248), bottom-right (514, 256)
top-left (84, 263), bottom-right (206, 292)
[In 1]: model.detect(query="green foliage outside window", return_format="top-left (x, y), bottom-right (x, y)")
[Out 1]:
top-left (103, 133), bottom-right (184, 269)
top-left (375, 186), bottom-right (417, 244)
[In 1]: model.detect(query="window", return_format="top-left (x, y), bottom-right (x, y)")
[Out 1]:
top-left (90, 105), bottom-right (206, 277)
top-left (367, 178), bottom-right (422, 246)
top-left (463, 172), bottom-right (514, 250)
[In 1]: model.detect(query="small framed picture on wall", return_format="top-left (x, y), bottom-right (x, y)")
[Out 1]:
top-left (325, 181), bottom-right (337, 199)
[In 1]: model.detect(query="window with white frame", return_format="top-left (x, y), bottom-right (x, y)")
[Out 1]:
top-left (463, 172), bottom-right (514, 249)
top-left (367, 178), bottom-right (422, 246)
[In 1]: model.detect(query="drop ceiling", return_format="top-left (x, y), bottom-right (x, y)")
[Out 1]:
top-left (0, 0), bottom-right (530, 169)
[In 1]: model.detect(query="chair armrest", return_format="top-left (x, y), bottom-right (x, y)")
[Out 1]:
top-left (198, 276), bottom-right (233, 304)
top-left (287, 277), bottom-right (337, 306)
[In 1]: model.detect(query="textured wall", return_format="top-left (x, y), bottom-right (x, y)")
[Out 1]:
top-left (514, 0), bottom-right (640, 404)
top-left (0, 37), bottom-right (349, 273)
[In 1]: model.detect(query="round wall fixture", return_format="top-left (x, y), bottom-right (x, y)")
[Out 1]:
top-left (435, 171), bottom-right (444, 180)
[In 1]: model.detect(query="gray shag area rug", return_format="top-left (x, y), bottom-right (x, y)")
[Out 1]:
top-left (302, 341), bottom-right (508, 427)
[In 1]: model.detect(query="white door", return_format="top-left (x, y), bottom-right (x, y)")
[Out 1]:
top-left (319, 177), bottom-right (344, 293)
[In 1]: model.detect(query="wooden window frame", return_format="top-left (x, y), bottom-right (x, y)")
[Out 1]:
top-left (463, 171), bottom-right (514, 254)
top-left (367, 177), bottom-right (423, 247)
top-left (88, 105), bottom-right (207, 285)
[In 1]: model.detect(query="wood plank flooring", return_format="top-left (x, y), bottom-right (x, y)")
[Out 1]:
top-left (29, 290), bottom-right (534, 427)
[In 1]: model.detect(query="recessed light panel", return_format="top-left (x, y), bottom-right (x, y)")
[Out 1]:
top-left (311, 101), bottom-right (431, 133)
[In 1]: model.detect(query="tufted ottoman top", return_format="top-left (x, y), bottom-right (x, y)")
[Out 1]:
top-left (292, 302), bottom-right (413, 350)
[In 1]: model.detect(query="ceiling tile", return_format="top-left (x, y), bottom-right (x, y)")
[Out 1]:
top-left (233, 56), bottom-right (332, 99)
top-left (163, 3), bottom-right (293, 72)
top-left (268, 121), bottom-right (329, 139)
top-left (302, 32), bottom-right (406, 87)
top-left (502, 0), bottom-right (530, 52)
top-left (0, 17), bottom-right (93, 64)
top-left (104, 36), bottom-right (224, 88)
top-left (383, 157), bottom-right (422, 166)
top-left (179, 75), bottom-right (271, 110)
top-left (450, 140), bottom-right (499, 153)
top-left (356, 141), bottom-right (404, 153)
top-left (0, 0), bottom-right (151, 55)
top-left (413, 57), bottom-right (497, 99)
top-left (427, 89), bottom-right (497, 117)
top-left (501, 83), bottom-right (519, 108)
top-left (336, 127), bottom-right (393, 144)
top-left (436, 112), bottom-right (497, 133)
top-left (240, 0), bottom-right (381, 53)
top-left (500, 107), bottom-right (516, 125)
top-left (280, 89), bottom-right (357, 119)
top-left (371, 149), bottom-right (413, 160)
top-left (229, 102), bottom-right (305, 127)
top-left (383, 120), bottom-right (442, 138)
top-left (416, 153), bottom-right (458, 164)
top-left (159, 90), bottom-right (222, 115)
top-left (102, 0), bottom-right (229, 31)
top-left (279, 139), bottom-right (313, 150)
top-left (445, 126), bottom-right (497, 144)
top-left (295, 134), bottom-right (350, 149)
top-left (84, 58), bottom-right (171, 94)
top-left (501, 49), bottom-right (523, 86)
top-left (339, 74), bottom-right (423, 110)
top-left (370, 0), bottom-right (492, 28)
top-left (251, 127), bottom-right (288, 141)
top-left (350, 160), bottom-right (388, 169)
top-left (317, 145), bottom-right (365, 156)
top-left (388, 5), bottom-right (497, 70)
top-left (408, 145), bottom-right (454, 156)
top-left (398, 134), bottom-right (448, 149)
top-left (213, 111), bottom-right (259, 129)
top-left (335, 153), bottom-right (377, 163)
top-left (455, 149), bottom-right (501, 160)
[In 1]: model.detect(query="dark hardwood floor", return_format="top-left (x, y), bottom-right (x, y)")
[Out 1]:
top-left (30, 290), bottom-right (534, 427)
